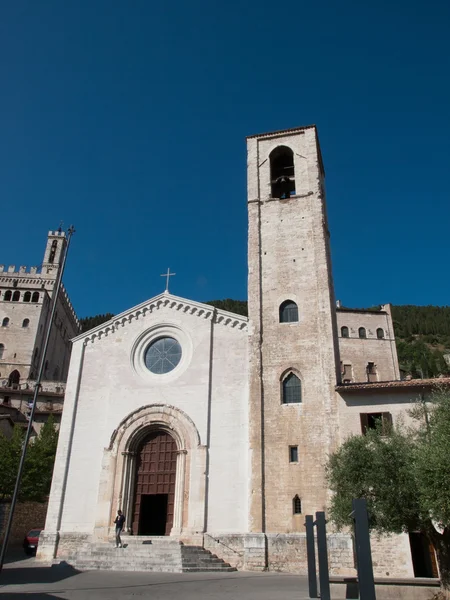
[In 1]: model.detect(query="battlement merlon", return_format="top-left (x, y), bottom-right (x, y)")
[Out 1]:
top-left (59, 282), bottom-right (81, 331)
top-left (0, 265), bottom-right (42, 275)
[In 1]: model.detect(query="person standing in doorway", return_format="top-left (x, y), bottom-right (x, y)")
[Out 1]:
top-left (114, 510), bottom-right (126, 548)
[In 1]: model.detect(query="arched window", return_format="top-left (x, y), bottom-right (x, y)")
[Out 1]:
top-left (44, 360), bottom-right (49, 373)
top-left (23, 291), bottom-right (31, 302)
top-left (7, 369), bottom-right (20, 387)
top-left (4, 291), bottom-right (12, 301)
top-left (53, 365), bottom-right (60, 380)
top-left (293, 495), bottom-right (302, 515)
top-left (376, 328), bottom-right (384, 339)
top-left (12, 291), bottom-right (20, 302)
top-left (358, 327), bottom-right (367, 339)
top-left (0, 344), bottom-right (4, 359)
top-left (2, 318), bottom-right (9, 327)
top-left (279, 300), bottom-right (299, 323)
top-left (282, 372), bottom-right (302, 404)
top-left (31, 292), bottom-right (39, 303)
top-left (270, 146), bottom-right (296, 199)
top-left (341, 326), bottom-right (349, 338)
top-left (33, 347), bottom-right (39, 361)
top-left (49, 240), bottom-right (58, 263)
top-left (22, 319), bottom-right (30, 328)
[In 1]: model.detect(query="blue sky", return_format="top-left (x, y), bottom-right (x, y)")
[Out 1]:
top-left (1, 1), bottom-right (449, 318)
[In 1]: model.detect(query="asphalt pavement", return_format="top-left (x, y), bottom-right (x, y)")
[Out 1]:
top-left (0, 551), bottom-right (312, 600)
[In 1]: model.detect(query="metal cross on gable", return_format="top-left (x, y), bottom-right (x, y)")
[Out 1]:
top-left (161, 268), bottom-right (176, 293)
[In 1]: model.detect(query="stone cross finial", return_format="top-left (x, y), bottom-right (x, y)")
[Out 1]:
top-left (161, 268), bottom-right (176, 293)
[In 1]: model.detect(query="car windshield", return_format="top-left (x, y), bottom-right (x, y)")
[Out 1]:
top-left (28, 530), bottom-right (41, 537)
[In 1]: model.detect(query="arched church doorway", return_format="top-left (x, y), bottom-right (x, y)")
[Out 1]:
top-left (131, 430), bottom-right (177, 536)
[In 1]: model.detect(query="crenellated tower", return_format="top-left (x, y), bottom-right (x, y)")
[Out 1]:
top-left (0, 230), bottom-right (79, 387)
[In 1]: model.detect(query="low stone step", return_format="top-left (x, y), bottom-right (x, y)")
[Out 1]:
top-left (63, 539), bottom-right (236, 573)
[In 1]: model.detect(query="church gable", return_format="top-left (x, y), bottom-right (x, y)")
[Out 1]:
top-left (74, 292), bottom-right (248, 346)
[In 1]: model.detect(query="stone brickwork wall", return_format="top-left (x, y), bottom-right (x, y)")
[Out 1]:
top-left (371, 532), bottom-right (414, 578)
top-left (205, 531), bottom-right (412, 577)
top-left (337, 305), bottom-right (400, 383)
top-left (247, 126), bottom-right (340, 535)
top-left (0, 501), bottom-right (48, 546)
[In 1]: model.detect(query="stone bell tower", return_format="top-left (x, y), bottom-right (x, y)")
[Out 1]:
top-left (246, 126), bottom-right (340, 548)
top-left (42, 229), bottom-right (68, 278)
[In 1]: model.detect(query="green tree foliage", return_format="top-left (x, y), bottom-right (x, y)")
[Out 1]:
top-left (392, 305), bottom-right (450, 340)
top-left (80, 313), bottom-right (114, 333)
top-left (0, 416), bottom-right (59, 502)
top-left (327, 389), bottom-right (450, 593)
top-left (205, 299), bottom-right (248, 317)
top-left (392, 305), bottom-right (450, 378)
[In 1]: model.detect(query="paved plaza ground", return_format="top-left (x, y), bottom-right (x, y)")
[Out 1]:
top-left (0, 551), bottom-right (311, 600)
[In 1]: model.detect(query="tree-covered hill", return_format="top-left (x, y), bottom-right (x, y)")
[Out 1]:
top-left (80, 313), bottom-right (115, 333)
top-left (391, 305), bottom-right (450, 378)
top-left (79, 302), bottom-right (450, 378)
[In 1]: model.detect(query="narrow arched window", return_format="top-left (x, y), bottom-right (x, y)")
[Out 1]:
top-left (2, 318), bottom-right (9, 327)
top-left (4, 291), bottom-right (12, 301)
top-left (270, 146), bottom-right (296, 199)
top-left (279, 300), bottom-right (298, 323)
top-left (358, 327), bottom-right (367, 339)
top-left (44, 360), bottom-right (49, 373)
top-left (0, 344), bottom-right (4, 359)
top-left (377, 328), bottom-right (384, 339)
top-left (12, 291), bottom-right (20, 302)
top-left (49, 239), bottom-right (58, 263)
top-left (282, 372), bottom-right (302, 404)
top-left (341, 326), bottom-right (349, 338)
top-left (24, 291), bottom-right (31, 302)
top-left (33, 347), bottom-right (39, 361)
top-left (22, 319), bottom-right (30, 328)
top-left (293, 495), bottom-right (302, 514)
top-left (8, 369), bottom-right (20, 387)
top-left (31, 292), bottom-right (39, 303)
top-left (53, 366), bottom-right (60, 380)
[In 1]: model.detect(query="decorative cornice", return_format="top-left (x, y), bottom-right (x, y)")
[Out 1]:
top-left (76, 292), bottom-right (247, 345)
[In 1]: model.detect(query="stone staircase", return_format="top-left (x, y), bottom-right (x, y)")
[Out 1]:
top-left (61, 536), bottom-right (236, 573)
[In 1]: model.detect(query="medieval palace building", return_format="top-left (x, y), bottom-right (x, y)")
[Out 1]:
top-left (0, 232), bottom-right (79, 433)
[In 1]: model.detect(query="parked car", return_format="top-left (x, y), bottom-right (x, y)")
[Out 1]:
top-left (23, 528), bottom-right (43, 555)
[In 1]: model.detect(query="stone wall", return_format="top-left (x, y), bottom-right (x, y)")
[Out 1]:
top-left (336, 305), bottom-right (400, 383)
top-left (0, 500), bottom-right (48, 546)
top-left (204, 531), bottom-right (413, 577)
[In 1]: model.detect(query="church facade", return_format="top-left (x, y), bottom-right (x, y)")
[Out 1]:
top-left (38, 126), bottom-right (444, 576)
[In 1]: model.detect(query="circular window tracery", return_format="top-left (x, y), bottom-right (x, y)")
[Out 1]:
top-left (144, 337), bottom-right (182, 374)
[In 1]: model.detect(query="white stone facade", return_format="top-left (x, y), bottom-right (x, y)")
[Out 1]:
top-left (38, 126), bottom-right (442, 578)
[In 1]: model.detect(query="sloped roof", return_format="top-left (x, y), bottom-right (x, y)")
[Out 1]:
top-left (336, 378), bottom-right (450, 393)
top-left (74, 292), bottom-right (248, 344)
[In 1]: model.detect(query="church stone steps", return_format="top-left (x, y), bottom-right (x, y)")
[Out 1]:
top-left (62, 540), bottom-right (236, 573)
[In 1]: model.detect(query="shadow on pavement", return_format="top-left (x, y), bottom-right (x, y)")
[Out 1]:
top-left (0, 562), bottom-right (80, 586)
top-left (0, 595), bottom-right (64, 600)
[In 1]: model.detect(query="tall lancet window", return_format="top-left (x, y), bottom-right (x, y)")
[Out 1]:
top-left (49, 240), bottom-right (58, 264)
top-left (282, 372), bottom-right (302, 404)
top-left (270, 146), bottom-right (296, 199)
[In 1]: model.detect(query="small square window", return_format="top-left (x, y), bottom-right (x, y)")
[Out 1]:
top-left (289, 446), bottom-right (298, 463)
top-left (360, 412), bottom-right (393, 435)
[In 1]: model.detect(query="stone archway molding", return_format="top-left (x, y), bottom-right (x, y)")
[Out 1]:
top-left (93, 404), bottom-right (206, 542)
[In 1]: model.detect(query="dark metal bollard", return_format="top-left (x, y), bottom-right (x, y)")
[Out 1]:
top-left (315, 511), bottom-right (331, 600)
top-left (305, 515), bottom-right (318, 598)
top-left (352, 499), bottom-right (376, 600)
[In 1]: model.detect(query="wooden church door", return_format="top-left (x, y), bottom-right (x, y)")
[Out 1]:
top-left (132, 431), bottom-right (177, 536)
